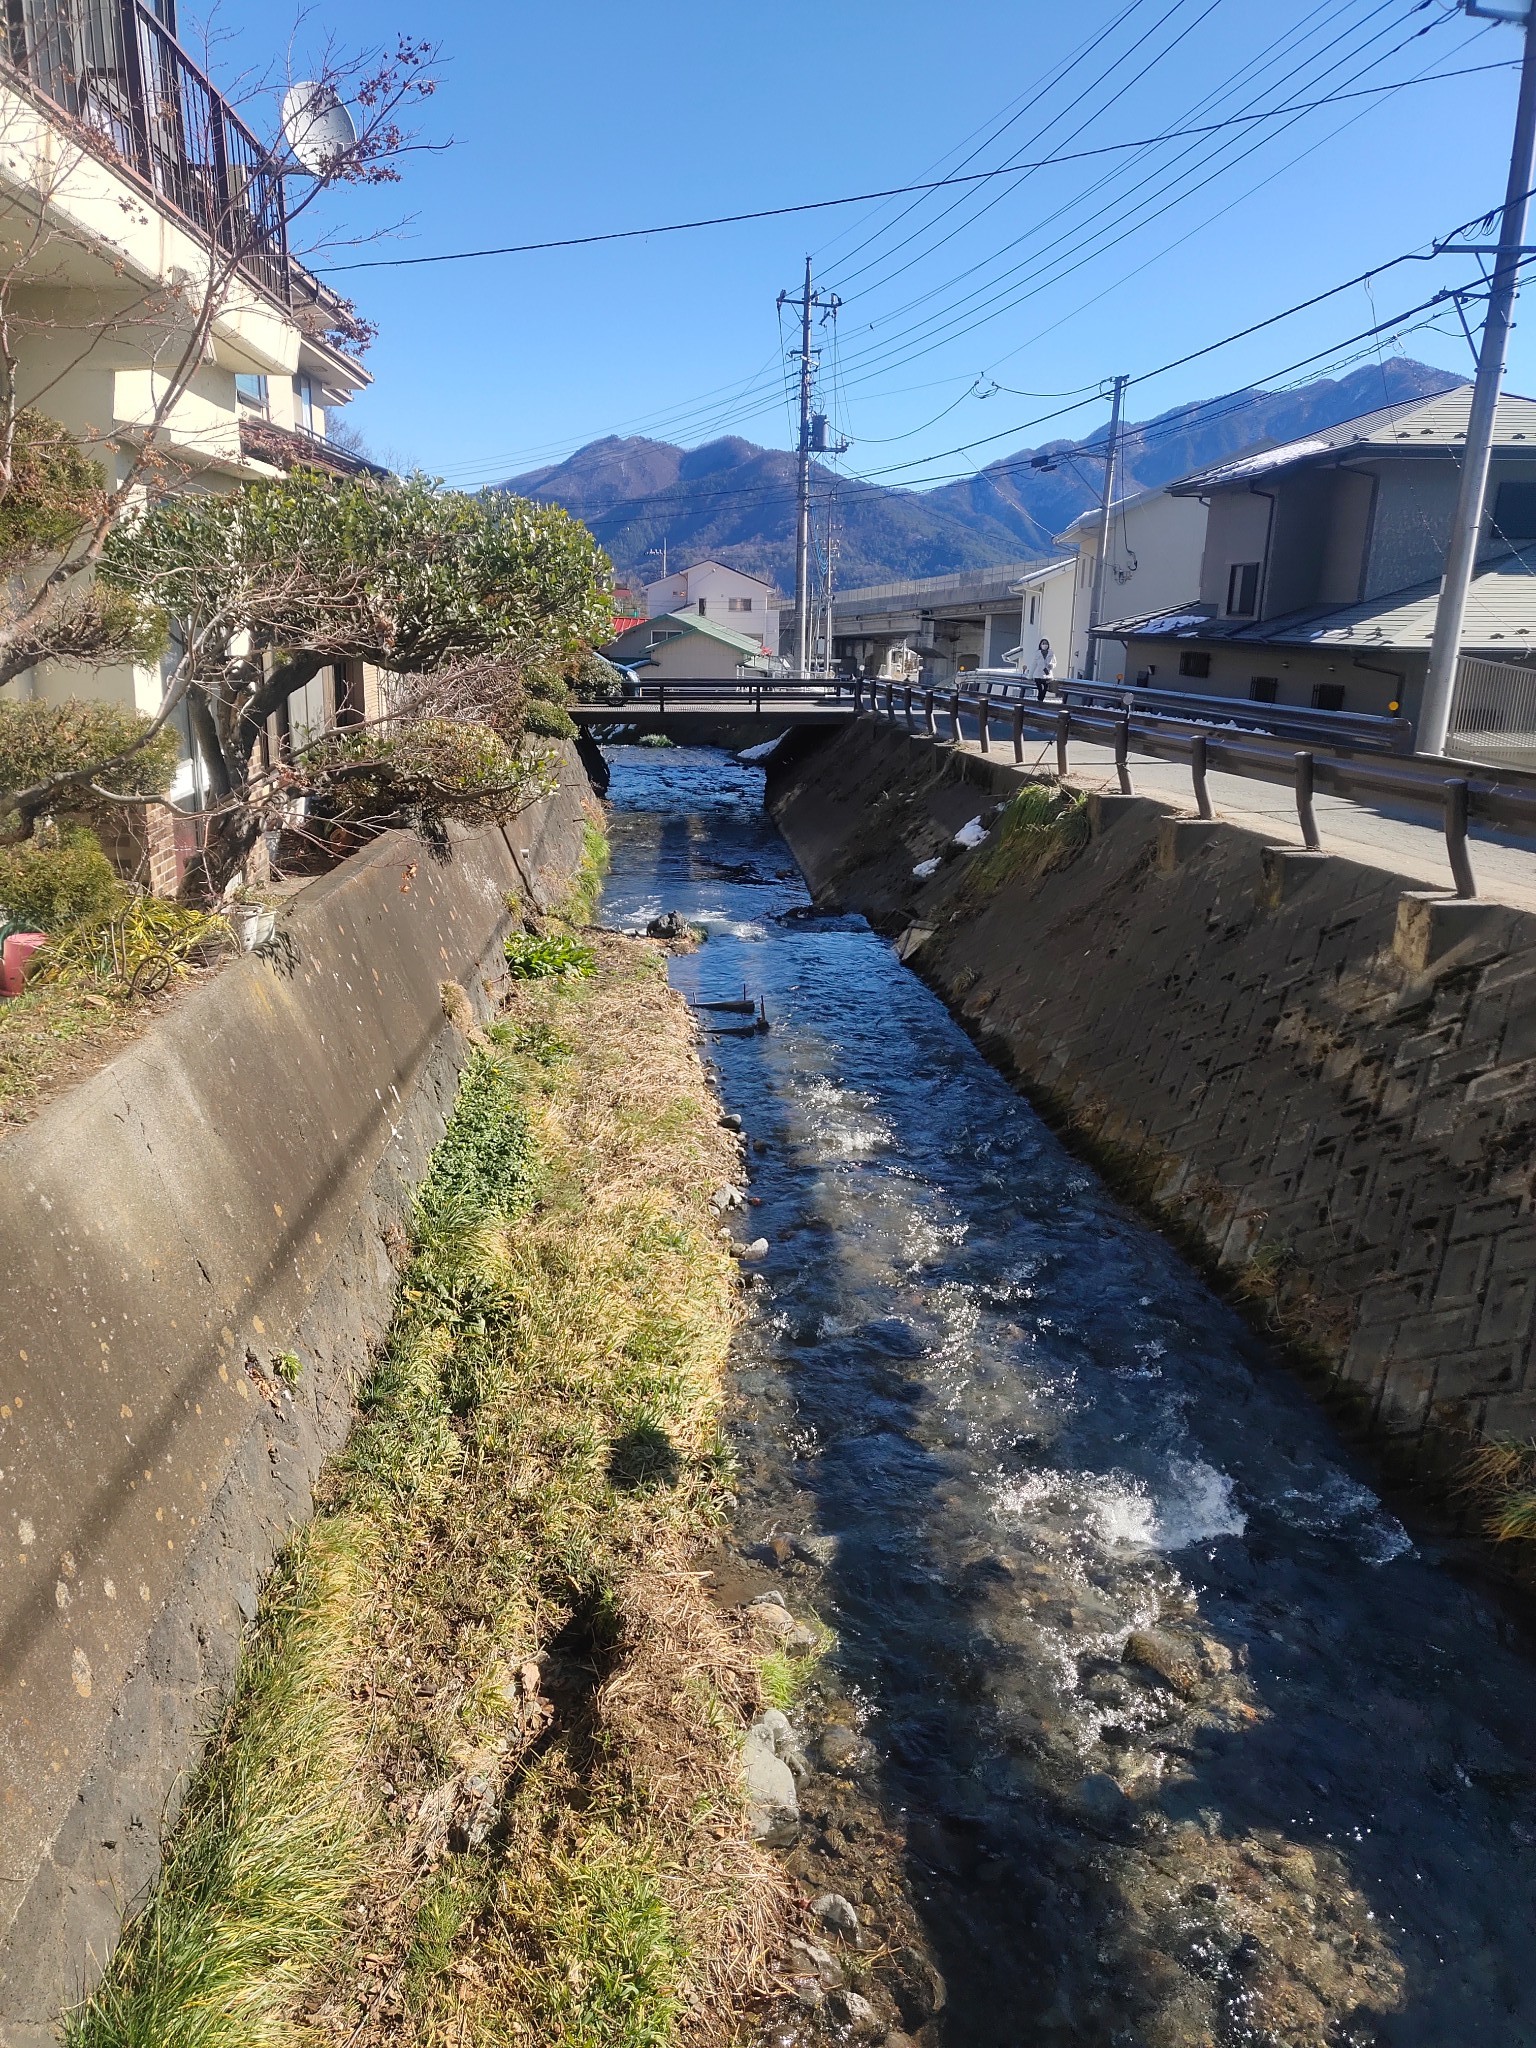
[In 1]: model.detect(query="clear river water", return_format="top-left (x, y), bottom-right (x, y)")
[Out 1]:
top-left (600, 744), bottom-right (1536, 2048)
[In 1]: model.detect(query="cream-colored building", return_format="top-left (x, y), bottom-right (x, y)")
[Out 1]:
top-left (1006, 557), bottom-right (1076, 681)
top-left (604, 608), bottom-right (774, 683)
top-left (1054, 483), bottom-right (1209, 681)
top-left (0, 0), bottom-right (378, 872)
top-left (644, 560), bottom-right (779, 658)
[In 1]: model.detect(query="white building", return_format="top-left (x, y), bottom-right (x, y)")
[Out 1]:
top-left (1054, 484), bottom-right (1209, 681)
top-left (1005, 558), bottom-right (1076, 681)
top-left (644, 560), bottom-right (779, 657)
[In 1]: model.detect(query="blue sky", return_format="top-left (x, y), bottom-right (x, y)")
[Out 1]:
top-left (206, 0), bottom-right (1529, 489)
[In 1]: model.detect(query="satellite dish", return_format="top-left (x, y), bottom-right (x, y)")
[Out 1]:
top-left (280, 82), bottom-right (358, 175)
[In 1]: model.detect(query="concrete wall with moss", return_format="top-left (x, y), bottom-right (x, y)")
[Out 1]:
top-left (769, 721), bottom-right (1536, 1478)
top-left (0, 742), bottom-right (599, 2043)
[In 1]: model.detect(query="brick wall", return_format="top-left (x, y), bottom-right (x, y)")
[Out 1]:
top-left (769, 722), bottom-right (1536, 1468)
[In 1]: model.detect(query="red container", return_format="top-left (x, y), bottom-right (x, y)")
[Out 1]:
top-left (0, 931), bottom-right (47, 996)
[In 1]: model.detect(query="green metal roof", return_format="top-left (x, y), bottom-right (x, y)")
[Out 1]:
top-left (604, 609), bottom-right (768, 659)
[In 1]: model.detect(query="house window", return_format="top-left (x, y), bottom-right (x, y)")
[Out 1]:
top-left (649, 629), bottom-right (681, 646)
top-left (1225, 561), bottom-right (1261, 617)
top-left (728, 596), bottom-right (754, 612)
top-left (235, 373), bottom-right (269, 414)
top-left (698, 599), bottom-right (707, 615)
top-left (293, 373), bottom-right (315, 433)
top-left (1249, 677), bottom-right (1278, 703)
top-left (1028, 595), bottom-right (1039, 624)
top-left (1311, 682), bottom-right (1346, 712)
top-left (1492, 479), bottom-right (1536, 543)
top-left (1178, 651), bottom-right (1212, 679)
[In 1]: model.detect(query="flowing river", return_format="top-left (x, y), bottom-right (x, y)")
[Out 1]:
top-left (600, 744), bottom-right (1536, 2048)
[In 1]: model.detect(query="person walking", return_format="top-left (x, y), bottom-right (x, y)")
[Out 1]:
top-left (1034, 636), bottom-right (1056, 704)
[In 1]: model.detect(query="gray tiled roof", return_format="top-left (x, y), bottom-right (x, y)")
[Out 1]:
top-left (1106, 550), bottom-right (1536, 655)
top-left (1171, 388), bottom-right (1536, 494)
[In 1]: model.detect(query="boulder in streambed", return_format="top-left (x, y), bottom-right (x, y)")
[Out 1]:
top-left (813, 1890), bottom-right (861, 1940)
top-left (1123, 1625), bottom-right (1230, 1697)
top-left (743, 1708), bottom-right (806, 1841)
top-left (817, 1724), bottom-right (875, 1774)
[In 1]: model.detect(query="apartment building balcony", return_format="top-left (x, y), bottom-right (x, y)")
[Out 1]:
top-left (238, 412), bottom-right (387, 480)
top-left (2, 0), bottom-right (341, 319)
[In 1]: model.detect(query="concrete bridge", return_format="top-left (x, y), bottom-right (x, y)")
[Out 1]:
top-left (568, 679), bottom-right (859, 741)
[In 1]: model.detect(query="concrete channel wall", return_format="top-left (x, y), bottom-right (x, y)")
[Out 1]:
top-left (769, 720), bottom-right (1536, 1476)
top-left (0, 743), bottom-right (597, 2042)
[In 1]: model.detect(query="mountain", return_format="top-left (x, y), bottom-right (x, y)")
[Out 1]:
top-left (498, 359), bottom-right (1466, 593)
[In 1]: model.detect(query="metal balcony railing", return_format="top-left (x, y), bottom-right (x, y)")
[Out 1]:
top-left (5, 0), bottom-right (291, 303)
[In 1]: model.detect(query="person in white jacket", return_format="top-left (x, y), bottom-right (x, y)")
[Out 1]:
top-left (1032, 636), bottom-right (1056, 704)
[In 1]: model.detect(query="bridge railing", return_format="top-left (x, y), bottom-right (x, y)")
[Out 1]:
top-left (857, 678), bottom-right (1536, 904)
top-left (590, 678), bottom-right (861, 714)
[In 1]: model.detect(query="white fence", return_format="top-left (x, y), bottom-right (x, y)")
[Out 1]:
top-left (1449, 655), bottom-right (1536, 769)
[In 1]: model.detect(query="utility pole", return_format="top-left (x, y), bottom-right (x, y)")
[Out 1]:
top-left (1086, 373), bottom-right (1128, 683)
top-left (1419, 0), bottom-right (1536, 756)
top-left (778, 258), bottom-right (842, 677)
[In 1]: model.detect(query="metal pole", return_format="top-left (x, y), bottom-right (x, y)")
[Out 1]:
top-left (1445, 778), bottom-right (1478, 898)
top-left (1420, 3), bottom-right (1536, 756)
top-left (1086, 373), bottom-right (1128, 684)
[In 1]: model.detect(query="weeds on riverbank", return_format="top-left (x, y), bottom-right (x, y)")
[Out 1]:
top-left (1458, 1436), bottom-right (1536, 1542)
top-left (67, 1520), bottom-right (373, 2048)
top-left (959, 784), bottom-right (1087, 904)
top-left (563, 817), bottom-right (611, 924)
top-left (67, 928), bottom-right (789, 2046)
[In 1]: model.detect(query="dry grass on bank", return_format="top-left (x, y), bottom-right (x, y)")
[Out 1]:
top-left (1458, 1435), bottom-right (1536, 1543)
top-left (68, 928), bottom-right (789, 2048)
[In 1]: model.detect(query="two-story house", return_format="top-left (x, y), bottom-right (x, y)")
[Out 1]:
top-left (644, 560), bottom-right (779, 657)
top-left (1100, 384), bottom-right (1536, 735)
top-left (603, 607), bottom-right (775, 684)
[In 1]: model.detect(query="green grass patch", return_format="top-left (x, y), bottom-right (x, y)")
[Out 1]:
top-left (962, 784), bottom-right (1089, 902)
top-left (68, 935), bottom-right (788, 2047)
top-left (561, 816), bottom-right (611, 925)
top-left (504, 929), bottom-right (597, 980)
top-left (64, 1519), bottom-right (371, 2048)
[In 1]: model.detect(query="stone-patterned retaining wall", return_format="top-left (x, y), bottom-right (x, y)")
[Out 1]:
top-left (769, 720), bottom-right (1536, 1469)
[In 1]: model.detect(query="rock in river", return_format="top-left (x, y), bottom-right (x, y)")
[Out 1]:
top-left (813, 1890), bottom-right (861, 1939)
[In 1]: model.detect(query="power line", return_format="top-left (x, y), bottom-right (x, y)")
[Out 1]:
top-left (320, 56), bottom-right (1514, 274)
top-left (828, 2), bottom-right (1465, 392)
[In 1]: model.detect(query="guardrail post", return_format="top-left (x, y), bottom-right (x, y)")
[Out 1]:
top-left (923, 689), bottom-right (936, 737)
top-left (978, 697), bottom-right (991, 753)
top-left (1011, 702), bottom-right (1024, 763)
top-left (1115, 716), bottom-right (1133, 795)
top-left (756, 676), bottom-right (763, 714)
top-left (1190, 732), bottom-right (1212, 819)
top-left (659, 677), bottom-right (666, 716)
top-left (1294, 751), bottom-right (1320, 850)
top-left (949, 690), bottom-right (962, 744)
top-left (1445, 778), bottom-right (1477, 899)
top-left (1056, 710), bottom-right (1070, 779)
top-left (903, 685), bottom-right (914, 729)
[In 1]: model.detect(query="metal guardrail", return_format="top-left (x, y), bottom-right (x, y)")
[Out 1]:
top-left (856, 678), bottom-right (1536, 903)
top-left (6, 0), bottom-right (292, 302)
top-left (583, 678), bottom-right (860, 714)
top-left (1049, 677), bottom-right (1416, 756)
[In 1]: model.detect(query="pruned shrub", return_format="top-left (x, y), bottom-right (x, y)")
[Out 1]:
top-left (0, 829), bottom-right (119, 931)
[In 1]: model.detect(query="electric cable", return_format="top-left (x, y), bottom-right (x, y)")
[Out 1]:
top-left (318, 56), bottom-right (1509, 274)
